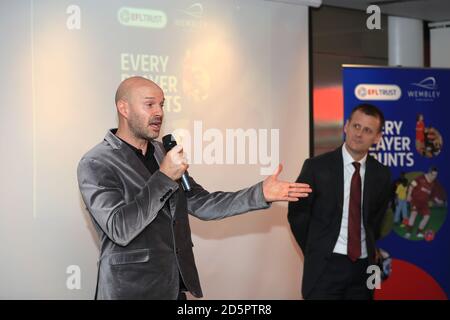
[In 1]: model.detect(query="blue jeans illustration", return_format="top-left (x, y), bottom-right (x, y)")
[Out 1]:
top-left (394, 199), bottom-right (408, 223)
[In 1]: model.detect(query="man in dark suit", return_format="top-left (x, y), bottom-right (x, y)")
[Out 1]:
top-left (77, 76), bottom-right (312, 300)
top-left (288, 104), bottom-right (391, 300)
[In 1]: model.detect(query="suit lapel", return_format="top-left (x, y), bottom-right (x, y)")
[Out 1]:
top-left (362, 156), bottom-right (374, 224)
top-left (119, 144), bottom-right (152, 183)
top-left (105, 129), bottom-right (151, 182)
top-left (151, 140), bottom-right (165, 166)
top-left (331, 147), bottom-right (344, 214)
top-left (106, 132), bottom-right (175, 219)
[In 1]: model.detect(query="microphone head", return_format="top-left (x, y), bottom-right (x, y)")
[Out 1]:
top-left (162, 134), bottom-right (177, 151)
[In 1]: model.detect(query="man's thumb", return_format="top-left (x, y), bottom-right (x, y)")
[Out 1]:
top-left (272, 164), bottom-right (282, 178)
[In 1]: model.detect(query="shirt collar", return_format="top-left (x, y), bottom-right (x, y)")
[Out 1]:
top-left (342, 143), bottom-right (367, 168)
top-left (116, 134), bottom-right (155, 159)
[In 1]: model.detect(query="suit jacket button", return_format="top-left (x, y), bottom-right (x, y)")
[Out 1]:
top-left (160, 197), bottom-right (164, 202)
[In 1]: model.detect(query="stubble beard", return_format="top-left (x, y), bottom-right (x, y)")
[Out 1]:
top-left (129, 115), bottom-right (158, 141)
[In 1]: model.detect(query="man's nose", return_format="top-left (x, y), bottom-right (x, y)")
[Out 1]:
top-left (153, 105), bottom-right (163, 116)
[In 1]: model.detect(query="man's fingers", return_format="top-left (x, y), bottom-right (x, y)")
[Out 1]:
top-left (289, 186), bottom-right (312, 194)
top-left (289, 183), bottom-right (311, 189)
top-left (171, 144), bottom-right (183, 154)
top-left (288, 191), bottom-right (310, 198)
top-left (167, 145), bottom-right (184, 160)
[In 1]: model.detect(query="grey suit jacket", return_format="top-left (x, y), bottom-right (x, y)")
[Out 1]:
top-left (77, 129), bottom-right (270, 300)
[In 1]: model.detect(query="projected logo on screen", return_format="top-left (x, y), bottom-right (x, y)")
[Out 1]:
top-left (182, 3), bottom-right (204, 19)
top-left (175, 3), bottom-right (208, 29)
top-left (355, 84), bottom-right (402, 101)
top-left (118, 7), bottom-right (167, 29)
top-left (182, 51), bottom-right (211, 102)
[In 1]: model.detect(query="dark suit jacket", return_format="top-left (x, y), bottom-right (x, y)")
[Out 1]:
top-left (288, 146), bottom-right (391, 299)
top-left (77, 129), bottom-right (269, 299)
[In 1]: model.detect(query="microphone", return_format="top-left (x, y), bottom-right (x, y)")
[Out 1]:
top-left (162, 134), bottom-right (191, 192)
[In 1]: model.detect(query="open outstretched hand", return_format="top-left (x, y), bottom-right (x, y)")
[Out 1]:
top-left (262, 164), bottom-right (312, 202)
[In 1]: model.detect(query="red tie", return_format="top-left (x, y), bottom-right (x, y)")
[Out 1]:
top-left (348, 162), bottom-right (362, 262)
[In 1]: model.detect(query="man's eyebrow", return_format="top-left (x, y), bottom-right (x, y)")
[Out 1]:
top-left (143, 97), bottom-right (165, 106)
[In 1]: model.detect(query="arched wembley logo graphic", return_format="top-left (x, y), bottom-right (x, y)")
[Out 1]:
top-left (175, 2), bottom-right (208, 30)
top-left (411, 76), bottom-right (438, 90)
top-left (408, 76), bottom-right (441, 102)
top-left (355, 84), bottom-right (402, 101)
top-left (182, 3), bottom-right (204, 19)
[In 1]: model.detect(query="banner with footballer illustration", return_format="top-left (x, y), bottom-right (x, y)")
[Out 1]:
top-left (343, 65), bottom-right (450, 299)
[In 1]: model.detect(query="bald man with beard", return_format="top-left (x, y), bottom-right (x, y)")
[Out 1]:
top-left (77, 76), bottom-right (312, 300)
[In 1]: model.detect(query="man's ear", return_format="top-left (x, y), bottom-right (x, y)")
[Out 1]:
top-left (374, 131), bottom-right (382, 145)
top-left (343, 120), bottom-right (349, 135)
top-left (116, 99), bottom-right (129, 119)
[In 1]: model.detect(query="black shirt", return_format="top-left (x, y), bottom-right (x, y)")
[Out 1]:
top-left (117, 136), bottom-right (160, 174)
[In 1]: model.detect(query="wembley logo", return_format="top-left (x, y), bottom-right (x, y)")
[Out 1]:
top-left (408, 76), bottom-right (440, 102)
top-left (411, 76), bottom-right (438, 90)
top-left (355, 84), bottom-right (402, 101)
top-left (175, 2), bottom-right (207, 29)
top-left (182, 3), bottom-right (204, 19)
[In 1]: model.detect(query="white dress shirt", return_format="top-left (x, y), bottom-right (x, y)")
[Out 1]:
top-left (333, 144), bottom-right (368, 259)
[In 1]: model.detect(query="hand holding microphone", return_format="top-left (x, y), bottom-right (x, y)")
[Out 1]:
top-left (160, 134), bottom-right (191, 191)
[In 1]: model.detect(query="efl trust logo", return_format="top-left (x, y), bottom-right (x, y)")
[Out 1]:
top-left (408, 76), bottom-right (441, 102)
top-left (118, 7), bottom-right (167, 29)
top-left (355, 84), bottom-right (402, 101)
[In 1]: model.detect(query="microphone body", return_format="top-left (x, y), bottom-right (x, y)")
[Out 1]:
top-left (162, 134), bottom-right (192, 192)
